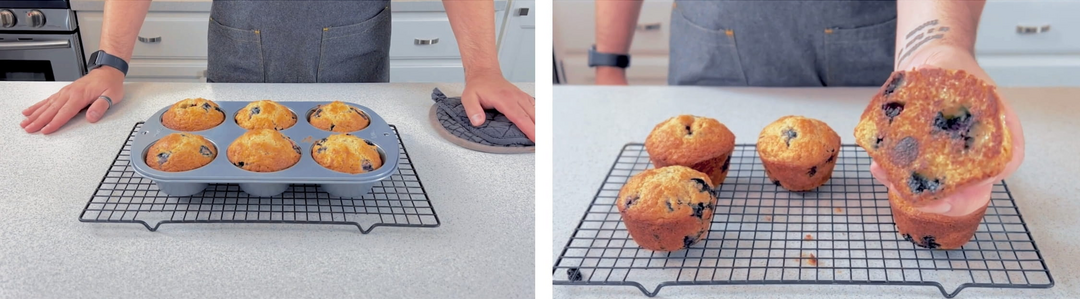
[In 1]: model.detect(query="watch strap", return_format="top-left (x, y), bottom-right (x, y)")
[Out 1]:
top-left (588, 45), bottom-right (630, 68)
top-left (89, 50), bottom-right (129, 76)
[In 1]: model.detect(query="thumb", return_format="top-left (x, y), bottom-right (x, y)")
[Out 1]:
top-left (460, 91), bottom-right (485, 127)
top-left (869, 161), bottom-right (893, 189)
top-left (87, 88), bottom-right (122, 123)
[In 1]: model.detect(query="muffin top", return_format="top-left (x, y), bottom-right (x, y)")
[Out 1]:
top-left (226, 129), bottom-right (302, 172)
top-left (757, 116), bottom-right (840, 166)
top-left (854, 67), bottom-right (1012, 205)
top-left (645, 115), bottom-right (735, 165)
top-left (312, 134), bottom-right (383, 174)
top-left (161, 98), bottom-right (226, 131)
top-left (309, 101), bottom-right (371, 132)
top-left (146, 133), bottom-right (216, 172)
top-left (235, 100), bottom-right (297, 130)
top-left (616, 166), bottom-right (716, 221)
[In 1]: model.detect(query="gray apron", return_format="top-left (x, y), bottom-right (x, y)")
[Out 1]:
top-left (669, 1), bottom-right (897, 87)
top-left (206, 0), bottom-right (391, 83)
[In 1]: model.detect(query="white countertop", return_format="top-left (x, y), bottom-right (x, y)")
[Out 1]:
top-left (0, 82), bottom-right (534, 298)
top-left (69, 0), bottom-right (508, 12)
top-left (551, 85), bottom-right (1079, 298)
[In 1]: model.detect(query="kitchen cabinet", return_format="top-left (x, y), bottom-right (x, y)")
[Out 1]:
top-left (553, 0), bottom-right (1080, 87)
top-left (498, 1), bottom-right (535, 84)
top-left (73, 0), bottom-right (534, 83)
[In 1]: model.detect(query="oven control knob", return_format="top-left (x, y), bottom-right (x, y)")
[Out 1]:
top-left (0, 10), bottom-right (16, 28)
top-left (28, 10), bottom-right (46, 28)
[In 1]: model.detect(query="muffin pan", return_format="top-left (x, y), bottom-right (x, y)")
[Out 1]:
top-left (130, 101), bottom-right (399, 198)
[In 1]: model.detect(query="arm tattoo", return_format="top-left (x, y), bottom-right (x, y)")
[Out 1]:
top-left (896, 19), bottom-right (950, 68)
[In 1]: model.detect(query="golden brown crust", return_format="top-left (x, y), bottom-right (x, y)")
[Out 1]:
top-left (616, 166), bottom-right (717, 252)
top-left (855, 67), bottom-right (1011, 205)
top-left (646, 115), bottom-right (735, 165)
top-left (226, 129), bottom-right (301, 172)
top-left (161, 98), bottom-right (226, 131)
top-left (308, 101), bottom-right (371, 132)
top-left (888, 188), bottom-right (987, 249)
top-left (145, 133), bottom-right (216, 172)
top-left (645, 115), bottom-right (735, 185)
top-left (235, 100), bottom-right (297, 130)
top-left (757, 116), bottom-right (841, 191)
top-left (311, 134), bottom-right (383, 174)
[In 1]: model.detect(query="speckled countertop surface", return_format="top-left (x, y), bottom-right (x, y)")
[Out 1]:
top-left (552, 86), bottom-right (1079, 298)
top-left (70, 0), bottom-right (508, 12)
top-left (0, 82), bottom-right (533, 298)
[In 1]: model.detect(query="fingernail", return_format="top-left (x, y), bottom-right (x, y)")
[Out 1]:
top-left (87, 111), bottom-right (100, 122)
top-left (469, 113), bottom-right (483, 126)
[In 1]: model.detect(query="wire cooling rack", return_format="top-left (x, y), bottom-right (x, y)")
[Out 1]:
top-left (79, 122), bottom-right (440, 233)
top-left (553, 144), bottom-right (1053, 297)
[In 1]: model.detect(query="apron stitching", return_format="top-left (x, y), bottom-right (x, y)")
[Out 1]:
top-left (824, 28), bottom-right (832, 86)
top-left (256, 30), bottom-right (266, 83)
top-left (729, 31), bottom-right (749, 86)
top-left (317, 28), bottom-right (327, 82)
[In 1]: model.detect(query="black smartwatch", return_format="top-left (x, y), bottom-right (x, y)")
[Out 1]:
top-left (87, 50), bottom-right (129, 76)
top-left (587, 45), bottom-right (630, 68)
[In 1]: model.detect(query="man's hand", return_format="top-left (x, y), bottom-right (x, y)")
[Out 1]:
top-left (873, 44), bottom-right (1025, 217)
top-left (461, 71), bottom-right (536, 142)
top-left (21, 68), bottom-right (125, 134)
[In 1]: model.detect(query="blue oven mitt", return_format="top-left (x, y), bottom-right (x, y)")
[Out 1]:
top-left (429, 88), bottom-right (534, 153)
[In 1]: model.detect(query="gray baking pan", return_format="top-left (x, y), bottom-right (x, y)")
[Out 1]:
top-left (129, 101), bottom-right (400, 198)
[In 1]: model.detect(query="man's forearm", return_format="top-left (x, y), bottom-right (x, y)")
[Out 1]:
top-left (594, 0), bottom-right (642, 78)
top-left (895, 0), bottom-right (985, 69)
top-left (442, 0), bottom-right (502, 79)
top-left (99, 0), bottom-right (153, 63)
top-left (595, 0), bottom-right (642, 55)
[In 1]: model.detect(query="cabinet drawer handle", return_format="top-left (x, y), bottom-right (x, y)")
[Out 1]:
top-left (515, 8), bottom-right (530, 16)
top-left (138, 36), bottom-right (162, 43)
top-left (636, 23), bottom-right (661, 31)
top-left (414, 38), bottom-right (439, 45)
top-left (1016, 25), bottom-right (1050, 34)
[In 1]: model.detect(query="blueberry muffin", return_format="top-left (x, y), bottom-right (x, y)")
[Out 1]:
top-left (757, 116), bottom-right (841, 191)
top-left (235, 100), bottom-right (297, 130)
top-left (309, 101), bottom-right (371, 132)
top-left (855, 67), bottom-right (1011, 205)
top-left (645, 115), bottom-right (736, 186)
top-left (616, 166), bottom-right (717, 252)
top-left (161, 98), bottom-right (226, 131)
top-left (312, 134), bottom-right (383, 174)
top-left (226, 129), bottom-right (302, 172)
top-left (855, 67), bottom-right (1011, 249)
top-left (145, 133), bottom-right (216, 172)
top-left (888, 188), bottom-right (988, 249)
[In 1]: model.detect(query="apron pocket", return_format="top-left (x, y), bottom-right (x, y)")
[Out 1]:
top-left (823, 18), bottom-right (896, 86)
top-left (317, 7), bottom-right (391, 83)
top-left (668, 7), bottom-right (747, 86)
top-left (206, 17), bottom-right (265, 83)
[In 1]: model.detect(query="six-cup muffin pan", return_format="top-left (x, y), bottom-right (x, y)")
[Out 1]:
top-left (130, 101), bottom-right (400, 198)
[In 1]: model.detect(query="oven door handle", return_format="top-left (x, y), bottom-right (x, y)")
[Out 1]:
top-left (0, 40), bottom-right (71, 51)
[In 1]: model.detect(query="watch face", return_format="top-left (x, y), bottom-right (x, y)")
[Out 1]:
top-left (88, 51), bottom-right (100, 66)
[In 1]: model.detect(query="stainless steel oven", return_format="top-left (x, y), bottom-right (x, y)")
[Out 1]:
top-left (0, 4), bottom-right (84, 81)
